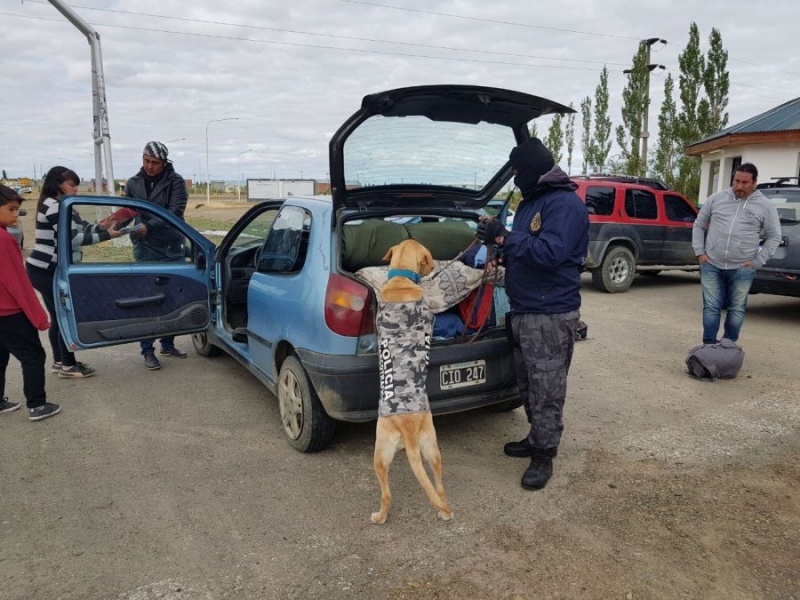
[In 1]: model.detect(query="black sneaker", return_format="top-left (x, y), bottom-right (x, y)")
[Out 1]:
top-left (50, 361), bottom-right (63, 373)
top-left (0, 398), bottom-right (21, 413)
top-left (28, 403), bottom-right (62, 421)
top-left (58, 362), bottom-right (96, 379)
top-left (159, 346), bottom-right (187, 358)
top-left (144, 353), bottom-right (161, 370)
top-left (504, 437), bottom-right (533, 458)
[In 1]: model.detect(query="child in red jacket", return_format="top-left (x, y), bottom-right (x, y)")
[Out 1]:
top-left (0, 184), bottom-right (60, 421)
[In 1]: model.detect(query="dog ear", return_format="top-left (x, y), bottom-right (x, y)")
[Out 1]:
top-left (420, 250), bottom-right (435, 275)
top-left (381, 245), bottom-right (395, 263)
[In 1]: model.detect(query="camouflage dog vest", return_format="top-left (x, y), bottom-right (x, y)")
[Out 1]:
top-left (377, 300), bottom-right (433, 417)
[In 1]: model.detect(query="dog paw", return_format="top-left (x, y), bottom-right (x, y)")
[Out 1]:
top-left (371, 512), bottom-right (387, 525)
top-left (438, 510), bottom-right (454, 521)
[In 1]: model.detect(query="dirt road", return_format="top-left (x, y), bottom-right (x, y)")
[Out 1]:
top-left (2, 200), bottom-right (798, 599)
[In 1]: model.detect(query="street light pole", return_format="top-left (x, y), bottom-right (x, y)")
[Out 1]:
top-left (205, 118), bottom-right (238, 206)
top-left (237, 149), bottom-right (253, 202)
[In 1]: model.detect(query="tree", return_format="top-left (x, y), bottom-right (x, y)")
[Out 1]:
top-left (616, 43), bottom-right (649, 176)
top-left (675, 22), bottom-right (706, 201)
top-left (1, 169), bottom-right (7, 181)
top-left (544, 113), bottom-right (564, 164)
top-left (652, 73), bottom-right (680, 188)
top-left (565, 102), bottom-right (576, 175)
top-left (580, 96), bottom-right (594, 173)
top-left (593, 67), bottom-right (613, 172)
top-left (529, 122), bottom-right (539, 139)
top-left (700, 27), bottom-right (729, 136)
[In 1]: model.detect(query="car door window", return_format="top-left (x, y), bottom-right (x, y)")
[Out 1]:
top-left (68, 203), bottom-right (192, 264)
top-left (584, 186), bottom-right (615, 216)
top-left (624, 189), bottom-right (658, 220)
top-left (663, 194), bottom-right (697, 223)
top-left (258, 205), bottom-right (311, 273)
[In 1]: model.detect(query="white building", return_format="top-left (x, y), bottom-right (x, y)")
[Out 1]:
top-left (686, 97), bottom-right (800, 199)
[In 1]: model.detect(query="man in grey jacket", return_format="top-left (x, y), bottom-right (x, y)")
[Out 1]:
top-left (125, 141), bottom-right (189, 370)
top-left (692, 163), bottom-right (781, 345)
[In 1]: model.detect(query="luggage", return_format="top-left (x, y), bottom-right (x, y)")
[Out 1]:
top-left (686, 338), bottom-right (745, 380)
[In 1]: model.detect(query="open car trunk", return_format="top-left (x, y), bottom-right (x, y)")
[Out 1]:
top-left (339, 212), bottom-right (509, 343)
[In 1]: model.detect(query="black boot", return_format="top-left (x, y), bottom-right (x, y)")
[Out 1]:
top-left (503, 437), bottom-right (533, 458)
top-left (521, 448), bottom-right (557, 490)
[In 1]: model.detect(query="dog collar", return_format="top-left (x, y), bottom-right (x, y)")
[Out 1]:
top-left (387, 268), bottom-right (422, 284)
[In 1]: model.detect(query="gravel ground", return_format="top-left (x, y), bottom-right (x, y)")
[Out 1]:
top-left (1, 200), bottom-right (797, 599)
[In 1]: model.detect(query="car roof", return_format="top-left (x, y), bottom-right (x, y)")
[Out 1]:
top-left (571, 175), bottom-right (671, 191)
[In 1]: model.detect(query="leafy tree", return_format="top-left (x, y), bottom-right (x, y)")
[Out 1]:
top-left (1, 169), bottom-right (7, 181)
top-left (565, 102), bottom-right (576, 174)
top-left (593, 67), bottom-right (613, 172)
top-left (616, 43), bottom-right (649, 176)
top-left (652, 73), bottom-right (680, 188)
top-left (675, 22), bottom-right (706, 200)
top-left (529, 122), bottom-right (539, 139)
top-left (700, 27), bottom-right (729, 136)
top-left (580, 96), bottom-right (594, 173)
top-left (544, 113), bottom-right (564, 164)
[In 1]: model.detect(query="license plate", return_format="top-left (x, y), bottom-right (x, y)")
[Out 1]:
top-left (439, 360), bottom-right (486, 390)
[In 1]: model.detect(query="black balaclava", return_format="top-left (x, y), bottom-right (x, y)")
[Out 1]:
top-left (509, 138), bottom-right (555, 199)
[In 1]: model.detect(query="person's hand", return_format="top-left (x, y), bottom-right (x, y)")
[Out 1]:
top-left (106, 222), bottom-right (124, 239)
top-left (476, 218), bottom-right (509, 245)
top-left (741, 260), bottom-right (756, 269)
top-left (697, 254), bottom-right (709, 264)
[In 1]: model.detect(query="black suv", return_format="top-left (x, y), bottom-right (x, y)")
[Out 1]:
top-left (751, 177), bottom-right (800, 297)
top-left (571, 176), bottom-right (699, 293)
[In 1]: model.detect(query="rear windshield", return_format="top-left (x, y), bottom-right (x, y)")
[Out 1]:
top-left (343, 115), bottom-right (516, 192)
top-left (761, 189), bottom-right (800, 223)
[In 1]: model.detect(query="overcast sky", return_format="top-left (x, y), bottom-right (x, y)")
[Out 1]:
top-left (1, 0), bottom-right (798, 186)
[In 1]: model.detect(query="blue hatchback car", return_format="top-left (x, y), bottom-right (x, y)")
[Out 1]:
top-left (54, 85), bottom-right (574, 451)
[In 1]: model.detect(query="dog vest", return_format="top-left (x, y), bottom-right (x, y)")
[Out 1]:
top-left (376, 300), bottom-right (433, 417)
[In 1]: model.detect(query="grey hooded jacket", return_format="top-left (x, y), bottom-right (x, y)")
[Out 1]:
top-left (692, 187), bottom-right (781, 269)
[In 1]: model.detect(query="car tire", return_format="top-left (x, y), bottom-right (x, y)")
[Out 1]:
top-left (278, 356), bottom-right (336, 452)
top-left (192, 332), bottom-right (222, 357)
top-left (592, 246), bottom-right (635, 293)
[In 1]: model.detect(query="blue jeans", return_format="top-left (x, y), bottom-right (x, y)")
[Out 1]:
top-left (700, 263), bottom-right (756, 344)
top-left (140, 337), bottom-right (176, 356)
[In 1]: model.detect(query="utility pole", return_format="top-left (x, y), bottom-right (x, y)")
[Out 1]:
top-left (48, 0), bottom-right (116, 195)
top-left (624, 38), bottom-right (666, 170)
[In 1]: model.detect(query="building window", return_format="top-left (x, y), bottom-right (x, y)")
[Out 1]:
top-left (729, 156), bottom-right (742, 186)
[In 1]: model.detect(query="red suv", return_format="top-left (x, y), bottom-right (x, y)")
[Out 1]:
top-left (571, 176), bottom-right (699, 293)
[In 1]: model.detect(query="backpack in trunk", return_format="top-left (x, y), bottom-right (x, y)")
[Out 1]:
top-left (685, 338), bottom-right (745, 380)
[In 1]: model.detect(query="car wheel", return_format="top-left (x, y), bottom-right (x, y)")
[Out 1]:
top-left (192, 332), bottom-right (222, 357)
top-left (277, 356), bottom-right (336, 452)
top-left (592, 246), bottom-right (635, 293)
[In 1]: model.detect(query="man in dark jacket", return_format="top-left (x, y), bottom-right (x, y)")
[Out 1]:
top-left (477, 138), bottom-right (589, 490)
top-left (125, 141), bottom-right (189, 370)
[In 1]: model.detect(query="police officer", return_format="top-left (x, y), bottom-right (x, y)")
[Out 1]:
top-left (477, 138), bottom-right (588, 490)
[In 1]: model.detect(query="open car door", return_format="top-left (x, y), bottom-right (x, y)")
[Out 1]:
top-left (54, 196), bottom-right (216, 349)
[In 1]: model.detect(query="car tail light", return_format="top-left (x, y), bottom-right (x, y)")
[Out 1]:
top-left (324, 274), bottom-right (375, 337)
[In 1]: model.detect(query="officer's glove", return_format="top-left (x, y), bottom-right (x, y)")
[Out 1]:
top-left (476, 218), bottom-right (509, 244)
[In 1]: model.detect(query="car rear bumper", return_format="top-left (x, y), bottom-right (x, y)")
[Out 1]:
top-left (296, 335), bottom-right (518, 421)
top-left (750, 270), bottom-right (800, 297)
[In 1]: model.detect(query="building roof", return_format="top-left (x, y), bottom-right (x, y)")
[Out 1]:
top-left (686, 97), bottom-right (800, 155)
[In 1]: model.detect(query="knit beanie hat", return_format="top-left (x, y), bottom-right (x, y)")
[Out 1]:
top-left (143, 141), bottom-right (169, 163)
top-left (509, 138), bottom-right (555, 197)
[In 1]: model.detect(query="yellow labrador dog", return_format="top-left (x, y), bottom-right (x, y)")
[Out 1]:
top-left (372, 239), bottom-right (453, 524)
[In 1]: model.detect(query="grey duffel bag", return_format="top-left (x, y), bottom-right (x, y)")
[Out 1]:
top-left (686, 338), bottom-right (745, 380)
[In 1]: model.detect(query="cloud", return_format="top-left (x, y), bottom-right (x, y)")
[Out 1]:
top-left (1, 0), bottom-right (797, 184)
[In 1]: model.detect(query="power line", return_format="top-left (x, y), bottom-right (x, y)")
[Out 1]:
top-left (338, 0), bottom-right (642, 41)
top-left (15, 1), bottom-right (630, 68)
top-left (0, 11), bottom-right (615, 73)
